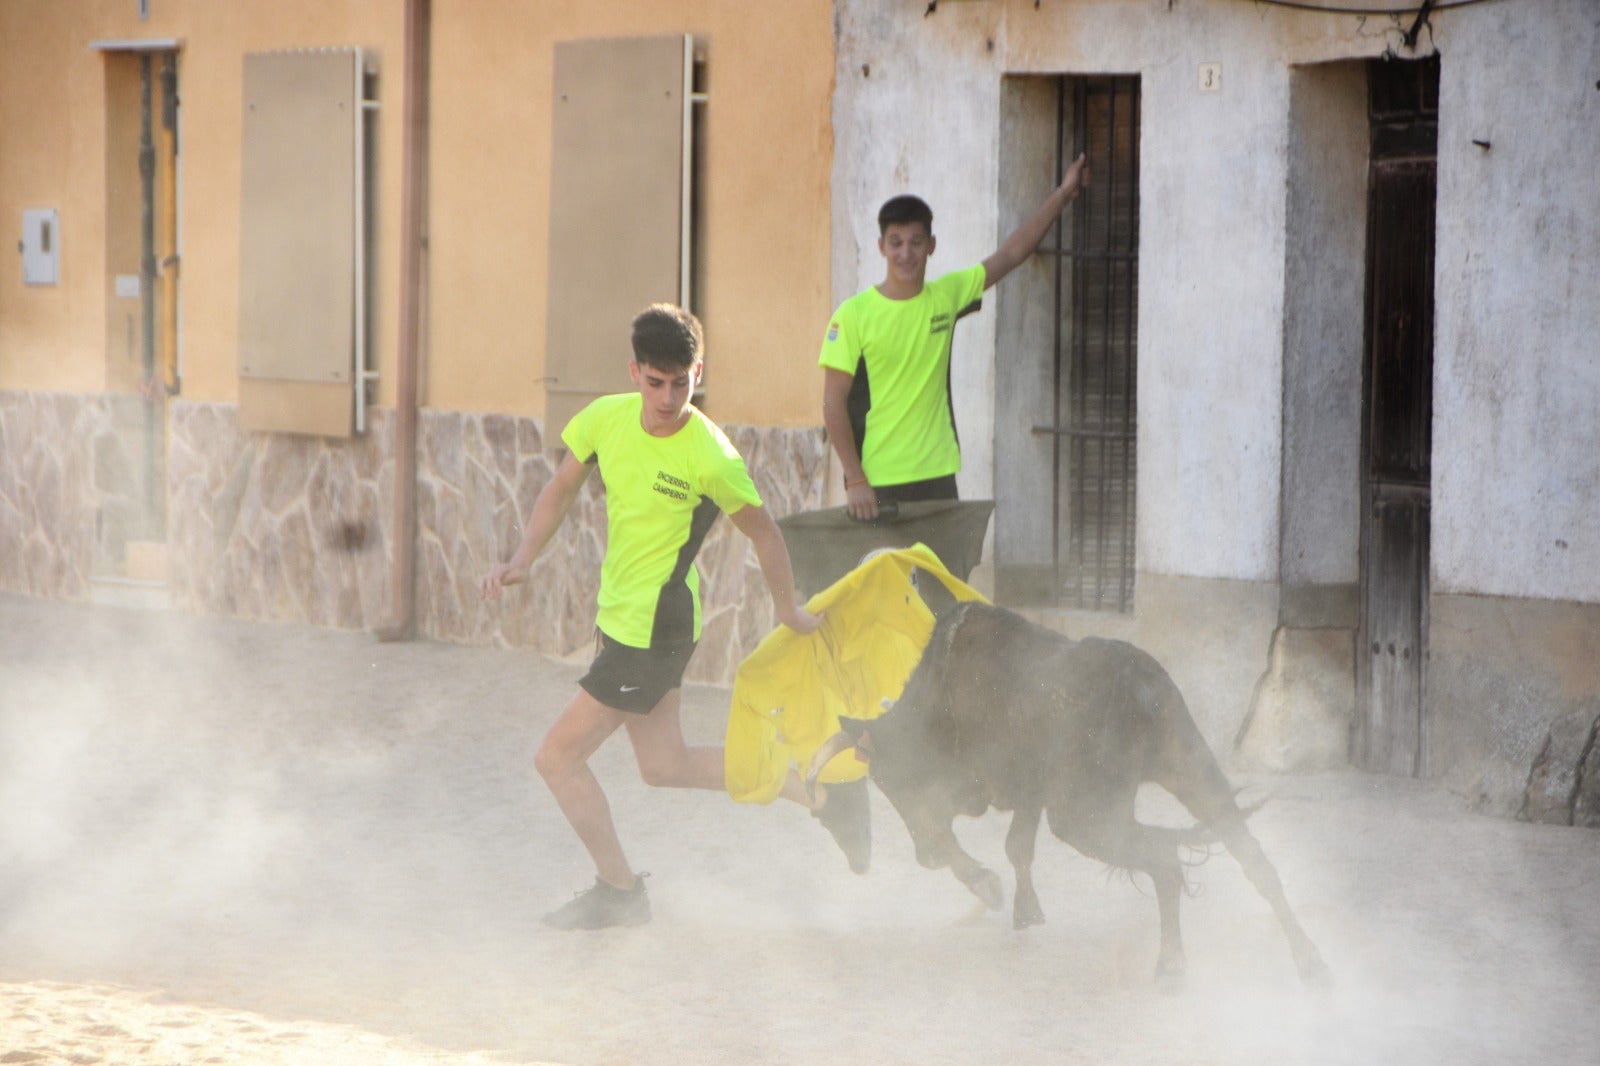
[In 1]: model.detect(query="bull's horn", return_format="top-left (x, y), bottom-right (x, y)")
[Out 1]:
top-left (804, 731), bottom-right (856, 803)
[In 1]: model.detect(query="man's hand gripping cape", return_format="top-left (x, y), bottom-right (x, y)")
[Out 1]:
top-left (724, 544), bottom-right (987, 804)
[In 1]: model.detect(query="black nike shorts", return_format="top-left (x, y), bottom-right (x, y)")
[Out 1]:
top-left (578, 630), bottom-right (696, 714)
top-left (875, 474), bottom-right (958, 503)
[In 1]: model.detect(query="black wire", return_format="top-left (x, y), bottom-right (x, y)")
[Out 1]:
top-left (1235, 0), bottom-right (1504, 14)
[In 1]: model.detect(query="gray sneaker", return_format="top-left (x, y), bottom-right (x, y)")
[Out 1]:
top-left (542, 874), bottom-right (651, 930)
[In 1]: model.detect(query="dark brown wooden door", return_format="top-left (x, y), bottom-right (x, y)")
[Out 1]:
top-left (1354, 57), bottom-right (1438, 775)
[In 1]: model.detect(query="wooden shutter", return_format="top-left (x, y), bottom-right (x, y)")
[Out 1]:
top-left (237, 48), bottom-right (366, 437)
top-left (544, 35), bottom-right (690, 441)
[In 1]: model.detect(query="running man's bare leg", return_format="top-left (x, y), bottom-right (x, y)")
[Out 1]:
top-left (623, 688), bottom-right (724, 790)
top-left (625, 689), bottom-right (824, 810)
top-left (535, 689), bottom-right (633, 888)
top-left (624, 690), bottom-right (824, 808)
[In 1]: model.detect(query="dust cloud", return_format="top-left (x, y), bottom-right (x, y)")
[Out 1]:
top-left (2, 592), bottom-right (1598, 1065)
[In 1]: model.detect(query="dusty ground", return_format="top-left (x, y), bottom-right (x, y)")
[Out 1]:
top-left (2, 592), bottom-right (1598, 1066)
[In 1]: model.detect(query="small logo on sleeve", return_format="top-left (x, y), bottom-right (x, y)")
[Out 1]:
top-left (826, 321), bottom-right (840, 342)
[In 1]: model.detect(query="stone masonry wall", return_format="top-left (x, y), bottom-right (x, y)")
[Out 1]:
top-left (0, 390), bottom-right (149, 599)
top-left (167, 401), bottom-right (396, 628)
top-left (409, 409), bottom-right (830, 683)
top-left (163, 400), bottom-right (828, 685)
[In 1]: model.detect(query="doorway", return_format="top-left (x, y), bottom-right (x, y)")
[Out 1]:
top-left (993, 74), bottom-right (1141, 612)
top-left (1353, 55), bottom-right (1439, 775)
top-left (98, 45), bottom-right (180, 590)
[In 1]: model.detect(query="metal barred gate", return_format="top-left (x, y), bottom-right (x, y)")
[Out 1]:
top-left (1036, 75), bottom-right (1141, 612)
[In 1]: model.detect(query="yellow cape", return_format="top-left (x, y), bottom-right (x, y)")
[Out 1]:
top-left (724, 543), bottom-right (988, 804)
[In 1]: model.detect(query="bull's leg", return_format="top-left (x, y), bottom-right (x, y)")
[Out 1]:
top-left (920, 823), bottom-right (1006, 911)
top-left (908, 816), bottom-right (1004, 909)
top-left (1051, 805), bottom-right (1189, 992)
top-left (1214, 820), bottom-right (1331, 987)
top-left (1005, 805), bottom-right (1046, 930)
top-left (1160, 731), bottom-right (1332, 987)
top-left (1148, 861), bottom-right (1187, 992)
top-left (949, 841), bottom-right (1006, 912)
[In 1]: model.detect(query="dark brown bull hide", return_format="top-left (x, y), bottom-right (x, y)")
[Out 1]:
top-left (810, 601), bottom-right (1330, 991)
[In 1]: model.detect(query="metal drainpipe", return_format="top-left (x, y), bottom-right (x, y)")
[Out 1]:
top-left (139, 54), bottom-right (159, 531)
top-left (376, 0), bottom-right (429, 642)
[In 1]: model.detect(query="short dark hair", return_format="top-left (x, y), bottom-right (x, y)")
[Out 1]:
top-left (878, 194), bottom-right (933, 235)
top-left (631, 303), bottom-right (704, 370)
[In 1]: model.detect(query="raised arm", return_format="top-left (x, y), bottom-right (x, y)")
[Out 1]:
top-left (980, 152), bottom-right (1089, 290)
top-left (728, 503), bottom-right (822, 635)
top-left (479, 450), bottom-right (593, 600)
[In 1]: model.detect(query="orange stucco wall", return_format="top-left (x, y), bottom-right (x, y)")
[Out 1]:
top-left (0, 0), bottom-right (409, 405)
top-left (429, 1), bottom-right (835, 424)
top-left (0, 0), bottom-right (833, 428)
top-left (0, 1), bottom-right (119, 393)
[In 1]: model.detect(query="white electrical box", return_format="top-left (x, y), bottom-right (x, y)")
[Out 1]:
top-left (21, 208), bottom-right (59, 285)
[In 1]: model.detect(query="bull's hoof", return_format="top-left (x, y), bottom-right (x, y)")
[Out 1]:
top-left (1012, 891), bottom-right (1046, 930)
top-left (962, 867), bottom-right (1005, 910)
top-left (1297, 952), bottom-right (1334, 992)
top-left (1011, 904), bottom-right (1046, 930)
top-left (1153, 957), bottom-right (1187, 996)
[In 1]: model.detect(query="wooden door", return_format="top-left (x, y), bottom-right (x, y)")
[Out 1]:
top-left (1354, 57), bottom-right (1438, 775)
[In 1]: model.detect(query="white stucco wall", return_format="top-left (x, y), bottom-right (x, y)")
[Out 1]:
top-left (1280, 60), bottom-right (1368, 595)
top-left (836, 0), bottom-right (1310, 583)
top-left (831, 0), bottom-right (1006, 500)
top-left (1130, 28), bottom-right (1290, 582)
top-left (833, 0), bottom-right (1600, 607)
top-left (1428, 6), bottom-right (1600, 603)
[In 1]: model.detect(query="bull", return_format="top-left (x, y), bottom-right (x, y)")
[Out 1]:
top-left (807, 600), bottom-right (1330, 990)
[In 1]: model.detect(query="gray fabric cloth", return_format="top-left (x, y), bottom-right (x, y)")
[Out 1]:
top-left (777, 499), bottom-right (994, 597)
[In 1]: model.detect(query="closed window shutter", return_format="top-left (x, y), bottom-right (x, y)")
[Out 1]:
top-left (544, 35), bottom-right (690, 442)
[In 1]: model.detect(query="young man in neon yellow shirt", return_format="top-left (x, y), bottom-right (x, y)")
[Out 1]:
top-left (480, 304), bottom-right (824, 930)
top-left (820, 153), bottom-right (1091, 520)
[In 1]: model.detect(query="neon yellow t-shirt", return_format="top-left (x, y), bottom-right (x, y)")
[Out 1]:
top-left (818, 264), bottom-right (986, 487)
top-left (562, 392), bottom-right (763, 649)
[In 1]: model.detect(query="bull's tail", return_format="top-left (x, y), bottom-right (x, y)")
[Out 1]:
top-left (1199, 790), bottom-right (1271, 836)
top-left (1140, 791), bottom-right (1268, 850)
top-left (1141, 654), bottom-right (1269, 837)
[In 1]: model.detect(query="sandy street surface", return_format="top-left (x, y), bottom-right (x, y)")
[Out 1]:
top-left (2, 593), bottom-right (1598, 1066)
